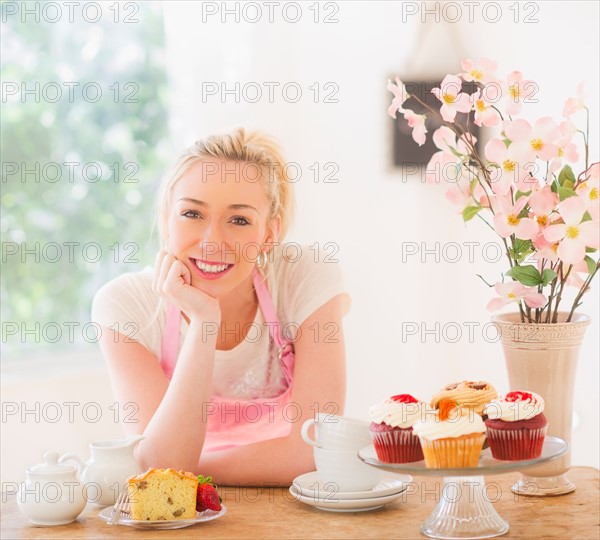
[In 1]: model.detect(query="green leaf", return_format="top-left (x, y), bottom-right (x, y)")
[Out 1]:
top-left (469, 178), bottom-right (479, 195)
top-left (541, 269), bottom-right (558, 286)
top-left (462, 205), bottom-right (482, 222)
top-left (513, 239), bottom-right (533, 253)
top-left (551, 181), bottom-right (558, 194)
top-left (558, 186), bottom-right (576, 201)
top-left (514, 190), bottom-right (532, 201)
top-left (585, 247), bottom-right (598, 253)
top-left (502, 137), bottom-right (511, 148)
top-left (584, 256), bottom-right (598, 274)
top-left (506, 265), bottom-right (543, 286)
top-left (509, 239), bottom-right (534, 264)
top-left (449, 146), bottom-right (464, 159)
top-left (558, 164), bottom-right (576, 186)
top-left (516, 204), bottom-right (530, 219)
top-left (563, 180), bottom-right (574, 189)
top-left (582, 211), bottom-right (593, 222)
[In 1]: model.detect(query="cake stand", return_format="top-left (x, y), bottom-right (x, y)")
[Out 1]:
top-left (358, 436), bottom-right (567, 539)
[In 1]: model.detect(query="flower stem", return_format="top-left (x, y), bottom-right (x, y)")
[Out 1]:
top-left (475, 213), bottom-right (495, 231)
top-left (566, 261), bottom-right (599, 322)
top-left (552, 263), bottom-right (572, 323)
top-left (545, 268), bottom-right (558, 323)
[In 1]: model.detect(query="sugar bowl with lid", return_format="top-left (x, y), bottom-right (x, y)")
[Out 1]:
top-left (17, 451), bottom-right (87, 526)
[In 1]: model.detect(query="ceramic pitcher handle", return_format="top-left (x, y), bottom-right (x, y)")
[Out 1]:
top-left (301, 419), bottom-right (321, 448)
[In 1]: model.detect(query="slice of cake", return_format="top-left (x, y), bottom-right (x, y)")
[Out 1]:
top-left (127, 468), bottom-right (198, 520)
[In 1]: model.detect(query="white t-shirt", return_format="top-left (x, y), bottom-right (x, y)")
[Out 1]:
top-left (91, 243), bottom-right (352, 399)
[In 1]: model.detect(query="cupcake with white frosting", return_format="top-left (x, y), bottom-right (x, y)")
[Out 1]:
top-left (369, 394), bottom-right (425, 463)
top-left (413, 400), bottom-right (486, 468)
top-left (483, 391), bottom-right (548, 460)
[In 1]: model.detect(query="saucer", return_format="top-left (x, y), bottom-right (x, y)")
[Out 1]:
top-left (292, 471), bottom-right (411, 500)
top-left (98, 504), bottom-right (226, 529)
top-left (289, 484), bottom-right (408, 513)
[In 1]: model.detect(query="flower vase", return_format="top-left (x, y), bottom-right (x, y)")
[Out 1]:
top-left (492, 311), bottom-right (591, 496)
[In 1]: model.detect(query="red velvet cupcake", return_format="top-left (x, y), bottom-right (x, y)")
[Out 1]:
top-left (369, 394), bottom-right (425, 463)
top-left (483, 391), bottom-right (548, 460)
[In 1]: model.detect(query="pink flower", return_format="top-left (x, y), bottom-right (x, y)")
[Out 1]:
top-left (425, 127), bottom-right (467, 184)
top-left (432, 126), bottom-right (475, 155)
top-left (535, 241), bottom-right (560, 264)
top-left (460, 58), bottom-right (498, 84)
top-left (529, 186), bottom-right (560, 253)
top-left (387, 77), bottom-right (409, 118)
top-left (576, 162), bottom-right (599, 221)
top-left (431, 74), bottom-right (472, 122)
top-left (565, 260), bottom-right (592, 289)
top-left (505, 71), bottom-right (536, 116)
top-left (563, 82), bottom-right (586, 117)
top-left (471, 89), bottom-right (501, 127)
top-left (543, 196), bottom-right (600, 265)
top-left (426, 152), bottom-right (459, 184)
top-left (445, 170), bottom-right (487, 210)
top-left (492, 194), bottom-right (539, 240)
top-left (487, 282), bottom-right (547, 312)
top-left (532, 240), bottom-right (558, 266)
top-left (484, 138), bottom-right (532, 195)
top-left (549, 121), bottom-right (580, 174)
top-left (433, 126), bottom-right (460, 153)
top-left (403, 109), bottom-right (427, 146)
top-left (505, 117), bottom-right (560, 164)
top-left (529, 185), bottom-right (559, 218)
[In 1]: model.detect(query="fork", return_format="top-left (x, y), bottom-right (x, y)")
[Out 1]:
top-left (109, 491), bottom-right (128, 525)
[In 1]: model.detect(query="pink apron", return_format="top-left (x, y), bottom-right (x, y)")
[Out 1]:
top-left (159, 267), bottom-right (296, 452)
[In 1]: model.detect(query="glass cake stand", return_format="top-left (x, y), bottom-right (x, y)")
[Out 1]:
top-left (358, 436), bottom-right (567, 539)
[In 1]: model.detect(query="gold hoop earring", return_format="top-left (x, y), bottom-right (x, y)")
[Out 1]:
top-left (256, 250), bottom-right (268, 269)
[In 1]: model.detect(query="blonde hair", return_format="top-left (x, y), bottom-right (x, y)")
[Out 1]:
top-left (156, 128), bottom-right (295, 279)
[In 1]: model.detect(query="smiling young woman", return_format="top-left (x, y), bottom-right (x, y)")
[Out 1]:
top-left (91, 128), bottom-right (352, 485)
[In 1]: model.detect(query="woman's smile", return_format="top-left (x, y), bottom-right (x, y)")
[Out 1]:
top-left (189, 258), bottom-right (235, 280)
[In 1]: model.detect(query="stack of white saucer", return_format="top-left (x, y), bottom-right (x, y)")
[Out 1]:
top-left (291, 413), bottom-right (411, 512)
top-left (289, 472), bottom-right (411, 512)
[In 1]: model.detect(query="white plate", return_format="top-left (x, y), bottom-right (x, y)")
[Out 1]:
top-left (288, 484), bottom-right (408, 512)
top-left (99, 504), bottom-right (227, 529)
top-left (292, 471), bottom-right (411, 500)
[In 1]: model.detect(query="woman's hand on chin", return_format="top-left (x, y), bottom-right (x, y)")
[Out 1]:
top-left (152, 250), bottom-right (221, 325)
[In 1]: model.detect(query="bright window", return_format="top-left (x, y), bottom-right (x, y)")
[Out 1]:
top-left (1, 2), bottom-right (168, 363)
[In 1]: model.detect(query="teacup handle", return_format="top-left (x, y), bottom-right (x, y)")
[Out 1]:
top-left (301, 419), bottom-right (321, 448)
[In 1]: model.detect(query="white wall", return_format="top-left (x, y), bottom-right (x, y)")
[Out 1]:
top-left (2, 1), bottom-right (598, 484)
top-left (163, 0), bottom-right (599, 465)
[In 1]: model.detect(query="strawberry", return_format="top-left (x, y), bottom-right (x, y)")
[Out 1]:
top-left (505, 391), bottom-right (535, 403)
top-left (196, 475), bottom-right (222, 512)
top-left (391, 394), bottom-right (419, 404)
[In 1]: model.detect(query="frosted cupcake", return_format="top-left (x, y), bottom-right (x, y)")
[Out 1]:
top-left (430, 380), bottom-right (498, 418)
top-left (413, 400), bottom-right (486, 468)
top-left (369, 394), bottom-right (425, 463)
top-left (483, 391), bottom-right (548, 460)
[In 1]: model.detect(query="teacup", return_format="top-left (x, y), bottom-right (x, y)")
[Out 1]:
top-left (301, 413), bottom-right (372, 451)
top-left (313, 446), bottom-right (383, 492)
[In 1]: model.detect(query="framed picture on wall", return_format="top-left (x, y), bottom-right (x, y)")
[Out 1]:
top-left (392, 80), bottom-right (482, 167)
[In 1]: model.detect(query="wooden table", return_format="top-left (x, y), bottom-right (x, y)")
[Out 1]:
top-left (2, 467), bottom-right (598, 539)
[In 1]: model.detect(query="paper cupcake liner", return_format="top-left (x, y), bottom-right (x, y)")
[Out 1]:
top-left (419, 433), bottom-right (485, 468)
top-left (486, 426), bottom-right (547, 461)
top-left (370, 428), bottom-right (424, 463)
